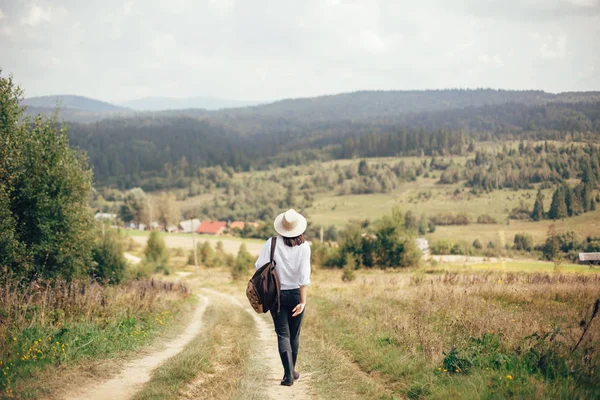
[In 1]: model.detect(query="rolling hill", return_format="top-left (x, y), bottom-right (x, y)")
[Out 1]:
top-left (22, 95), bottom-right (128, 112)
top-left (121, 96), bottom-right (260, 111)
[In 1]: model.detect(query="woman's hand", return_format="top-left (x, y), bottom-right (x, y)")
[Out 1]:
top-left (292, 302), bottom-right (305, 317)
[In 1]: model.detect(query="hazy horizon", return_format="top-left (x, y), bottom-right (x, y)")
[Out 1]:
top-left (1, 0), bottom-right (599, 103)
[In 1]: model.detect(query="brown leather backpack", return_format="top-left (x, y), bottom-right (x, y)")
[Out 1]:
top-left (246, 237), bottom-right (281, 314)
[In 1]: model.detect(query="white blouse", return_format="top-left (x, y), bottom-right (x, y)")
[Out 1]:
top-left (254, 236), bottom-right (311, 290)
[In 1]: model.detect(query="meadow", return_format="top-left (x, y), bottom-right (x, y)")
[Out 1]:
top-left (168, 154), bottom-right (600, 251)
top-left (0, 275), bottom-right (192, 399)
top-left (183, 261), bottom-right (600, 400)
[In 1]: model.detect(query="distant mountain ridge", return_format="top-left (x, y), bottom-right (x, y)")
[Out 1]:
top-left (121, 96), bottom-right (260, 111)
top-left (22, 89), bottom-right (600, 123)
top-left (22, 95), bottom-right (128, 112)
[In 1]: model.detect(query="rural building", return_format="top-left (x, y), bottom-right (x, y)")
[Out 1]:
top-left (196, 221), bottom-right (227, 235)
top-left (179, 219), bottom-right (201, 233)
top-left (166, 225), bottom-right (178, 233)
top-left (94, 212), bottom-right (116, 220)
top-left (229, 221), bottom-right (245, 230)
top-left (416, 238), bottom-right (430, 256)
top-left (578, 253), bottom-right (600, 266)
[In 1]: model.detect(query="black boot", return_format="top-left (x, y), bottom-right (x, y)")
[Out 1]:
top-left (292, 352), bottom-right (300, 380)
top-left (279, 351), bottom-right (294, 386)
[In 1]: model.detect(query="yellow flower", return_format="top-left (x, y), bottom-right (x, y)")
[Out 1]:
top-left (506, 374), bottom-right (513, 380)
top-left (13, 337), bottom-right (16, 341)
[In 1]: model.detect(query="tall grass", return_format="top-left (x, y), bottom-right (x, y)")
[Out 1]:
top-left (0, 274), bottom-right (190, 398)
top-left (304, 269), bottom-right (600, 399)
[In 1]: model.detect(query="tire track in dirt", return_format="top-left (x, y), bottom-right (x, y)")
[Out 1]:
top-left (202, 288), bottom-right (314, 400)
top-left (61, 294), bottom-right (209, 400)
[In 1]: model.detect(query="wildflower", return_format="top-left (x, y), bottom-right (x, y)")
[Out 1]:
top-left (13, 337), bottom-right (16, 341)
top-left (497, 279), bottom-right (502, 284)
top-left (437, 367), bottom-right (441, 371)
top-left (506, 374), bottom-right (513, 380)
top-left (443, 369), bottom-right (448, 372)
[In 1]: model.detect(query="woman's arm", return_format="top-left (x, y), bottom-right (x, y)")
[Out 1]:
top-left (292, 285), bottom-right (307, 317)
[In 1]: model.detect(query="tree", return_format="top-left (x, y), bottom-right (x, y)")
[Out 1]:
top-left (404, 211), bottom-right (418, 231)
top-left (418, 215), bottom-right (427, 236)
top-left (513, 233), bottom-right (533, 252)
top-left (144, 231), bottom-right (169, 274)
top-left (232, 243), bottom-right (254, 280)
top-left (548, 186), bottom-right (568, 220)
top-left (91, 229), bottom-right (128, 284)
top-left (122, 188), bottom-right (150, 226)
top-left (0, 73), bottom-right (95, 280)
top-left (358, 159), bottom-right (369, 176)
top-left (157, 192), bottom-right (180, 230)
top-left (531, 189), bottom-right (545, 221)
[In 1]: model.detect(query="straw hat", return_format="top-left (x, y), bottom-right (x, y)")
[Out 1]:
top-left (273, 209), bottom-right (307, 238)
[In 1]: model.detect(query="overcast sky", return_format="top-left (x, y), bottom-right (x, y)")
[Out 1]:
top-left (1, 0), bottom-right (599, 103)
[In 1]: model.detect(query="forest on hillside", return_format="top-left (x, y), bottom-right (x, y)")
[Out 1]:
top-left (63, 97), bottom-right (600, 189)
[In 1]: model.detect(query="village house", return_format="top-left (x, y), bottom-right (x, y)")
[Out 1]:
top-left (179, 219), bottom-right (201, 233)
top-left (578, 252), bottom-right (600, 266)
top-left (196, 221), bottom-right (227, 235)
top-left (229, 221), bottom-right (245, 230)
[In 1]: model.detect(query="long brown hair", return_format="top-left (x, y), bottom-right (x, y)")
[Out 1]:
top-left (283, 234), bottom-right (305, 247)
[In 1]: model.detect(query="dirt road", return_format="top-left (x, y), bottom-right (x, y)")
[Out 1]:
top-left (202, 288), bottom-right (314, 400)
top-left (61, 287), bottom-right (313, 400)
top-left (61, 295), bottom-right (210, 400)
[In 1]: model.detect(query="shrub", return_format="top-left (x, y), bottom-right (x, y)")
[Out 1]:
top-left (431, 213), bottom-right (470, 226)
top-left (232, 243), bottom-right (254, 280)
top-left (144, 232), bottom-right (170, 275)
top-left (0, 75), bottom-right (95, 280)
top-left (473, 239), bottom-right (483, 249)
top-left (513, 233), bottom-right (534, 252)
top-left (341, 254), bottom-right (357, 282)
top-left (430, 240), bottom-right (453, 255)
top-left (91, 230), bottom-right (128, 284)
top-left (477, 214), bottom-right (498, 224)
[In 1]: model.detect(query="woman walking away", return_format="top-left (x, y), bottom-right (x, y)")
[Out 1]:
top-left (254, 209), bottom-right (311, 386)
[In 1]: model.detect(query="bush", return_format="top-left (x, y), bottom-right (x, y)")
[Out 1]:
top-left (513, 233), bottom-right (534, 252)
top-left (91, 230), bottom-right (128, 284)
top-left (430, 240), bottom-right (453, 255)
top-left (144, 232), bottom-right (170, 275)
top-left (431, 213), bottom-right (470, 226)
top-left (341, 254), bottom-right (357, 282)
top-left (473, 239), bottom-right (483, 249)
top-left (232, 243), bottom-right (254, 280)
top-left (0, 75), bottom-right (95, 280)
top-left (477, 214), bottom-right (498, 224)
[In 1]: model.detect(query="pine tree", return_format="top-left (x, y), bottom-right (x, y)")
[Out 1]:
top-left (531, 189), bottom-right (545, 221)
top-left (548, 187), bottom-right (568, 220)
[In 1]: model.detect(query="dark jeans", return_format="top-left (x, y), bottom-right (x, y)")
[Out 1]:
top-left (270, 289), bottom-right (304, 365)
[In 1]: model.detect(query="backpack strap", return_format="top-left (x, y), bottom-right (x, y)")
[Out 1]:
top-left (270, 236), bottom-right (277, 264)
top-left (270, 236), bottom-right (281, 313)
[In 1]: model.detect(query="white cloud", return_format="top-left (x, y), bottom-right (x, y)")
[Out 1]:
top-left (2, 0), bottom-right (598, 101)
top-left (479, 54), bottom-right (504, 67)
top-left (20, 4), bottom-right (52, 26)
top-left (359, 30), bottom-right (386, 52)
top-left (123, 2), bottom-right (134, 16)
top-left (533, 32), bottom-right (568, 60)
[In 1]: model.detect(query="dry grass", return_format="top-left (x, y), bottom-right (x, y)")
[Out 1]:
top-left (304, 269), bottom-right (600, 398)
top-left (0, 276), bottom-right (191, 398)
top-left (133, 297), bottom-right (258, 400)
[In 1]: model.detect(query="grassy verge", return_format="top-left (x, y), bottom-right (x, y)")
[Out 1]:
top-left (304, 269), bottom-right (600, 399)
top-left (433, 260), bottom-right (599, 274)
top-left (133, 297), bottom-right (258, 400)
top-left (0, 278), bottom-right (192, 399)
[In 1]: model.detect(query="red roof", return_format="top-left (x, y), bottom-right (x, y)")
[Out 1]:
top-left (196, 221), bottom-right (227, 235)
top-left (230, 221), bottom-right (245, 230)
